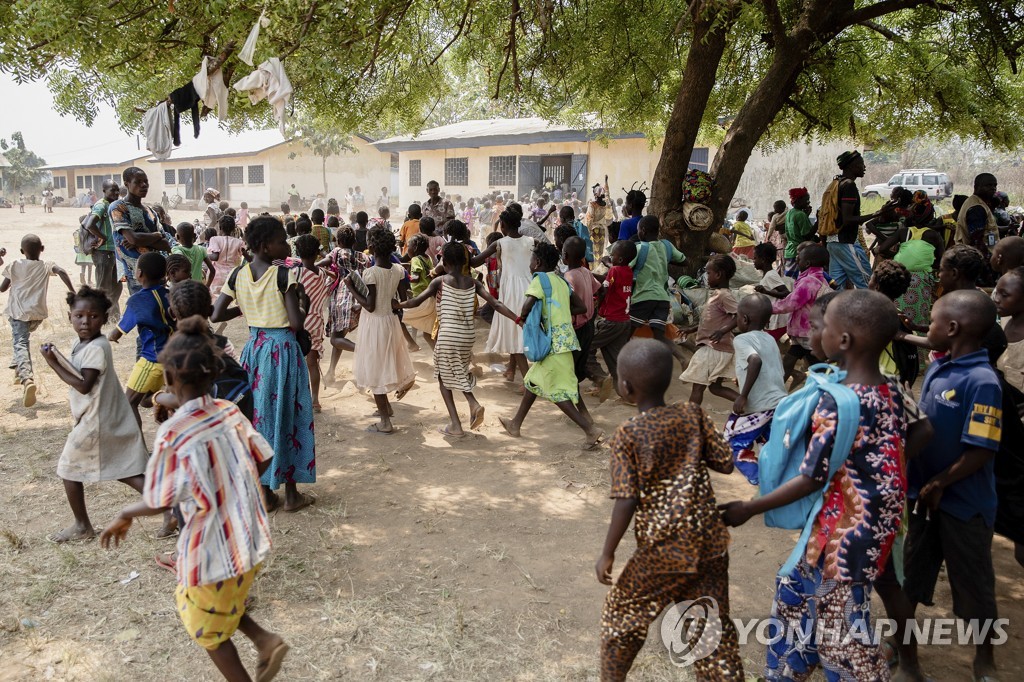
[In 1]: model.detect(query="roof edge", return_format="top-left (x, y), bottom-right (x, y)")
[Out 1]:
top-left (373, 130), bottom-right (645, 152)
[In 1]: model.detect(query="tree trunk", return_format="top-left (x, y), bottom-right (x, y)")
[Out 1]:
top-left (648, 4), bottom-right (735, 274)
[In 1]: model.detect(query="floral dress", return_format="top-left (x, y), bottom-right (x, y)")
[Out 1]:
top-left (326, 247), bottom-right (366, 335)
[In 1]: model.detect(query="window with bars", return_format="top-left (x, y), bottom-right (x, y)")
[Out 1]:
top-left (164, 169), bottom-right (175, 185)
top-left (77, 176), bottom-right (84, 189)
top-left (228, 166), bottom-right (244, 184)
top-left (247, 165), bottom-right (265, 184)
top-left (445, 157), bottom-right (469, 186)
top-left (178, 168), bottom-right (191, 184)
top-left (488, 155), bottom-right (516, 185)
top-left (53, 176), bottom-right (66, 189)
top-left (409, 159), bottom-right (421, 187)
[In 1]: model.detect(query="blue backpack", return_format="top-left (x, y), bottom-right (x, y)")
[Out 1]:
top-left (758, 363), bottom-right (860, 576)
top-left (523, 272), bottom-right (554, 362)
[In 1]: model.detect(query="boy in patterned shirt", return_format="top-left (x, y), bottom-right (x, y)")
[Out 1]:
top-left (721, 289), bottom-right (907, 681)
top-left (596, 338), bottom-right (743, 682)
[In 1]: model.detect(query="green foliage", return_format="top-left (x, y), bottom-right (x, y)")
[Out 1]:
top-left (0, 132), bottom-right (46, 191)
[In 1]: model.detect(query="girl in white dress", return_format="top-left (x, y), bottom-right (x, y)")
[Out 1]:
top-left (347, 229), bottom-right (416, 433)
top-left (472, 209), bottom-right (535, 382)
top-left (40, 287), bottom-right (150, 543)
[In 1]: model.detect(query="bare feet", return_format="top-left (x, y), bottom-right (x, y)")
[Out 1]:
top-left (255, 634), bottom-right (290, 682)
top-left (498, 417), bottom-right (521, 438)
top-left (282, 492), bottom-right (316, 513)
top-left (156, 512), bottom-right (178, 539)
top-left (264, 490), bottom-right (281, 513)
top-left (470, 404), bottom-right (485, 430)
top-left (581, 429), bottom-right (605, 451)
top-left (598, 376), bottom-right (615, 403)
top-left (47, 523), bottom-right (96, 543)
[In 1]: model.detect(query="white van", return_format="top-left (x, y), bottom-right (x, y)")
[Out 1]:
top-left (862, 169), bottom-right (953, 200)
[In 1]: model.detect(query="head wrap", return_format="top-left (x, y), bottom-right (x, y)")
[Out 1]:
top-left (788, 187), bottom-right (810, 205)
top-left (836, 150), bottom-right (862, 169)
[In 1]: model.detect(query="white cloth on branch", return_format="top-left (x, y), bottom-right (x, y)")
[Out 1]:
top-left (232, 57), bottom-right (292, 134)
top-left (239, 11), bottom-right (270, 66)
top-left (143, 103), bottom-right (173, 160)
top-left (192, 56), bottom-right (229, 121)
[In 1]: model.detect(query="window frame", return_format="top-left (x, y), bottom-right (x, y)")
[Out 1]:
top-left (445, 157), bottom-right (469, 187)
top-left (247, 164), bottom-right (265, 185)
top-left (488, 155), bottom-right (516, 186)
top-left (409, 159), bottom-right (422, 187)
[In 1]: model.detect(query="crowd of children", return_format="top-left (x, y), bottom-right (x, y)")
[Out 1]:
top-left (4, 163), bottom-right (1022, 682)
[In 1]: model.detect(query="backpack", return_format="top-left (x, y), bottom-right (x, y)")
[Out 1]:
top-left (816, 177), bottom-right (842, 238)
top-left (77, 220), bottom-right (100, 256)
top-left (885, 322), bottom-right (920, 386)
top-left (632, 239), bottom-right (675, 272)
top-left (757, 363), bottom-right (860, 576)
top-left (227, 262), bottom-right (312, 355)
top-left (523, 272), bottom-right (554, 362)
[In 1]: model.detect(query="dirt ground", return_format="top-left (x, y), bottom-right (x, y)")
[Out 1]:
top-left (0, 206), bottom-right (1021, 681)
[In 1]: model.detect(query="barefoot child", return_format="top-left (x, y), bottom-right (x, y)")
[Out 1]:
top-left (1, 236), bottom-right (75, 406)
top-left (212, 216), bottom-right (316, 513)
top-left (721, 289), bottom-right (906, 681)
top-left (109, 252), bottom-right (174, 427)
top-left (172, 222), bottom-right (215, 287)
top-left (679, 254), bottom-right (740, 405)
top-left (293, 234), bottom-right (334, 412)
top-left (400, 241), bottom-right (517, 436)
top-left (41, 286), bottom-right (149, 543)
top-left (752, 242), bottom-right (791, 340)
top-left (723, 294), bottom-right (788, 486)
top-left (320, 226), bottom-right (365, 384)
top-left (499, 242), bottom-right (603, 449)
top-left (347, 228), bottom-right (416, 433)
top-left (596, 338), bottom-right (744, 681)
top-left (100, 317), bottom-right (290, 682)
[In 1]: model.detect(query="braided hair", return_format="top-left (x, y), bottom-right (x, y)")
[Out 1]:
top-left (367, 226), bottom-right (396, 258)
top-left (625, 187), bottom-right (647, 213)
top-left (67, 285), bottom-right (113, 321)
top-left (158, 315), bottom-right (223, 392)
top-left (168, 280), bottom-right (214, 320)
top-left (533, 241), bottom-right (560, 271)
top-left (942, 244), bottom-right (985, 284)
top-left (441, 239), bottom-right (468, 270)
top-left (498, 208), bottom-right (522, 231)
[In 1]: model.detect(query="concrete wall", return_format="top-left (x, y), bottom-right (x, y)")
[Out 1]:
top-left (50, 160), bottom-right (149, 200)
top-left (267, 138), bottom-right (393, 210)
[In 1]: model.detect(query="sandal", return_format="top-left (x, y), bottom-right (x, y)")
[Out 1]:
top-left (256, 640), bottom-right (290, 682)
top-left (438, 426), bottom-right (466, 438)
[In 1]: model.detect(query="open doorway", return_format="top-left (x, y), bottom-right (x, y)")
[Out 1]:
top-left (540, 155), bottom-right (571, 197)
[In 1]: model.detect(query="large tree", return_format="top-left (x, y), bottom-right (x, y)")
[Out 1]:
top-left (0, 132), bottom-right (46, 192)
top-left (3, 0), bottom-right (1022, 264)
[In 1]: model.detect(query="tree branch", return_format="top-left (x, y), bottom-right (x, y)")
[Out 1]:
top-left (494, 0), bottom-right (521, 97)
top-left (761, 0), bottom-right (786, 42)
top-left (430, 1), bottom-right (473, 66)
top-left (857, 19), bottom-right (905, 42)
top-left (785, 97), bottom-right (831, 132)
top-left (281, 2), bottom-right (319, 60)
top-left (843, 0), bottom-right (953, 28)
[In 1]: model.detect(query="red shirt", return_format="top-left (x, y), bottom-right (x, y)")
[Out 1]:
top-left (599, 265), bottom-right (633, 323)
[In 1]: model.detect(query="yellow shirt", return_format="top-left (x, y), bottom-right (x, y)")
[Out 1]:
top-left (221, 264), bottom-right (295, 328)
top-left (733, 221), bottom-right (756, 249)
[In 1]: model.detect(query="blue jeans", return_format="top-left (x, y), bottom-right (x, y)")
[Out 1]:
top-left (10, 318), bottom-right (41, 383)
top-left (826, 241), bottom-right (872, 290)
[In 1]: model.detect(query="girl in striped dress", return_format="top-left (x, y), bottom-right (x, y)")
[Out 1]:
top-left (293, 234), bottom-right (335, 413)
top-left (400, 241), bottom-right (517, 437)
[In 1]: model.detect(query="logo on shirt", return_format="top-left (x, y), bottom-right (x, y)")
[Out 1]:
top-left (968, 404), bottom-right (1002, 442)
top-left (660, 596), bottom-right (723, 667)
top-left (937, 389), bottom-right (959, 408)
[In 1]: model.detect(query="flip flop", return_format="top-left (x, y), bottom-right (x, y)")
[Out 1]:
top-left (437, 426), bottom-right (466, 438)
top-left (470, 405), bottom-right (485, 430)
top-left (256, 640), bottom-right (290, 682)
top-left (312, 403), bottom-right (322, 414)
top-left (366, 423), bottom-right (395, 434)
top-left (395, 383), bottom-right (414, 401)
top-left (282, 493), bottom-right (316, 513)
top-left (154, 553), bottom-right (176, 574)
top-left (598, 376), bottom-right (615, 403)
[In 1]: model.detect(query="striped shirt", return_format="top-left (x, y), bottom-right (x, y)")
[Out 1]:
top-left (143, 396), bottom-right (273, 586)
top-left (297, 265), bottom-right (332, 341)
top-left (221, 263), bottom-right (295, 328)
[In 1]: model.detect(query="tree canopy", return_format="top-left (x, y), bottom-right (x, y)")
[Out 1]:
top-left (0, 131), bottom-right (46, 192)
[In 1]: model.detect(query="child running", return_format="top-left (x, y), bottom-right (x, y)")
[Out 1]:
top-left (208, 215), bottom-right (247, 297)
top-left (1, 236), bottom-right (75, 406)
top-left (212, 216), bottom-right (316, 513)
top-left (99, 316), bottom-right (289, 682)
top-left (679, 254), bottom-right (739, 405)
top-left (293, 234), bottom-right (334, 412)
top-left (401, 234), bottom-right (437, 348)
top-left (771, 243), bottom-right (832, 385)
top-left (347, 228), bottom-right (416, 434)
top-left (585, 240), bottom-right (636, 397)
top-left (723, 293), bottom-right (788, 486)
top-left (399, 241), bottom-right (518, 436)
top-left (596, 338), bottom-right (744, 682)
top-left (562, 236), bottom-right (601, 393)
top-left (40, 286), bottom-right (149, 543)
top-left (499, 242), bottom-right (603, 449)
top-left (320, 226), bottom-right (366, 384)
top-left (752, 242), bottom-right (791, 340)
top-left (172, 222), bottom-right (215, 286)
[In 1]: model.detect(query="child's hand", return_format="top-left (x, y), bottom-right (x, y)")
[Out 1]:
top-left (709, 328), bottom-right (727, 342)
top-left (595, 553), bottom-right (615, 585)
top-left (40, 343), bottom-right (56, 361)
top-left (754, 285), bottom-right (767, 294)
top-left (732, 396), bottom-right (747, 414)
top-left (100, 514), bottom-right (133, 548)
top-left (919, 479), bottom-right (945, 512)
top-left (718, 500), bottom-right (752, 527)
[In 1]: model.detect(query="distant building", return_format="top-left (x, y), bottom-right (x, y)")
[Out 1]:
top-left (42, 137), bottom-right (151, 202)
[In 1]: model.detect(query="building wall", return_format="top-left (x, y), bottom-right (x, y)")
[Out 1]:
top-left (50, 160), bottom-right (149, 200)
top-left (267, 139), bottom-right (393, 211)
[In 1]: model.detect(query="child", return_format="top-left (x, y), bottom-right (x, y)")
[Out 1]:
top-left (289, 217), bottom-right (313, 256)
top-left (723, 294), bottom-right (788, 486)
top-left (402, 234), bottom-right (437, 347)
top-left (562, 236), bottom-right (601, 390)
top-left (559, 205), bottom-right (595, 263)
top-left (628, 215), bottom-right (685, 353)
top-left (310, 209), bottom-right (331, 253)
top-left (498, 242), bottom-right (603, 449)
top-left (208, 215), bottom-right (247, 297)
top-left (679, 254), bottom-right (740, 405)
top-left (399, 241), bottom-right (517, 436)
top-left (868, 259), bottom-right (913, 382)
top-left (1, 237), bottom-right (75, 406)
top-left (730, 210), bottom-right (757, 258)
top-left (212, 216), bottom-right (316, 513)
top-left (420, 216), bottom-right (445, 265)
top-left (294, 234), bottom-right (334, 412)
top-left (40, 286), bottom-right (149, 543)
top-left (752, 242), bottom-right (791, 340)
top-left (399, 203), bottom-right (422, 256)
top-left (73, 223), bottom-right (94, 285)
top-left (989, 235), bottom-right (1024, 275)
top-left (237, 201), bottom-right (249, 231)
top-left (172, 222), bottom-right (215, 287)
top-left (165, 253), bottom-right (193, 286)
top-left (99, 317), bottom-right (289, 682)
top-left (346, 228), bottom-right (416, 433)
top-left (720, 289), bottom-right (906, 681)
top-left (319, 226), bottom-right (365, 385)
top-left (771, 243), bottom-right (832, 385)
top-left (585, 240), bottom-right (636, 399)
top-left (108, 252), bottom-right (174, 426)
top-left (596, 338), bottom-right (743, 681)
top-left (900, 290), bottom-right (1003, 682)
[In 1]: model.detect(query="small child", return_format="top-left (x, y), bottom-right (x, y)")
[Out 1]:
top-left (399, 203), bottom-right (422, 255)
top-left (399, 241), bottom-right (517, 436)
top-left (41, 286), bottom-right (149, 543)
top-left (237, 201), bottom-right (249, 231)
top-left (99, 316), bottom-right (289, 682)
top-left (499, 242), bottom-right (603, 449)
top-left (73, 222), bottom-right (94, 285)
top-left (347, 228), bottom-right (416, 433)
top-left (0, 236), bottom-right (75, 406)
top-left (752, 242), bottom-right (791, 340)
top-left (723, 294), bottom-right (788, 486)
top-left (310, 209), bottom-right (331, 253)
top-left (165, 253), bottom-right (193, 286)
top-left (901, 289), bottom-right (1003, 682)
top-left (402, 234), bottom-right (437, 347)
top-left (596, 338), bottom-right (743, 681)
top-left (721, 289), bottom-right (906, 681)
top-left (208, 215), bottom-right (247, 297)
top-left (585, 240), bottom-right (636, 399)
top-left (990, 235), bottom-right (1024, 275)
top-left (730, 210), bottom-right (757, 258)
top-left (679, 254), bottom-right (740, 405)
top-left (628, 215), bottom-right (686, 352)
top-left (420, 216), bottom-right (445, 265)
top-left (172, 222), bottom-right (215, 286)
top-left (772, 243), bottom-right (832, 386)
top-left (868, 259), bottom-right (913, 382)
top-left (559, 205), bottom-right (595, 263)
top-left (109, 252), bottom-right (174, 427)
top-left (562, 236), bottom-right (601, 390)
top-left (290, 217), bottom-right (313, 256)
top-left (294, 234), bottom-right (334, 412)
top-left (320, 226), bottom-right (365, 385)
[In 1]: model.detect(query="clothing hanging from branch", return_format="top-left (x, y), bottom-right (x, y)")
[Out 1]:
top-left (233, 57), bottom-right (293, 134)
top-left (168, 82), bottom-right (201, 145)
top-left (143, 102), bottom-right (173, 160)
top-left (193, 56), bottom-right (229, 122)
top-left (239, 11), bottom-right (269, 66)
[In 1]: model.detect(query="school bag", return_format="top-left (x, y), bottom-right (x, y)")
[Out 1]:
top-left (227, 262), bottom-right (313, 355)
top-left (757, 363), bottom-right (860, 576)
top-left (816, 177), bottom-right (842, 238)
top-left (523, 272), bottom-right (554, 362)
top-left (632, 239), bottom-right (675, 272)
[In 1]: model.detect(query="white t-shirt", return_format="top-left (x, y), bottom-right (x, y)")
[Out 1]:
top-left (3, 259), bottom-right (57, 321)
top-left (733, 330), bottom-right (788, 413)
top-left (759, 270), bottom-right (792, 332)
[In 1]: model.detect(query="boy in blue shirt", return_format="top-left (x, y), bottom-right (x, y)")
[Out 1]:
top-left (901, 289), bottom-right (1002, 682)
top-left (109, 252), bottom-right (173, 427)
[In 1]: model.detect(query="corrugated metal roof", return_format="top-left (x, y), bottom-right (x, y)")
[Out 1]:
top-left (373, 117), bottom-right (643, 152)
